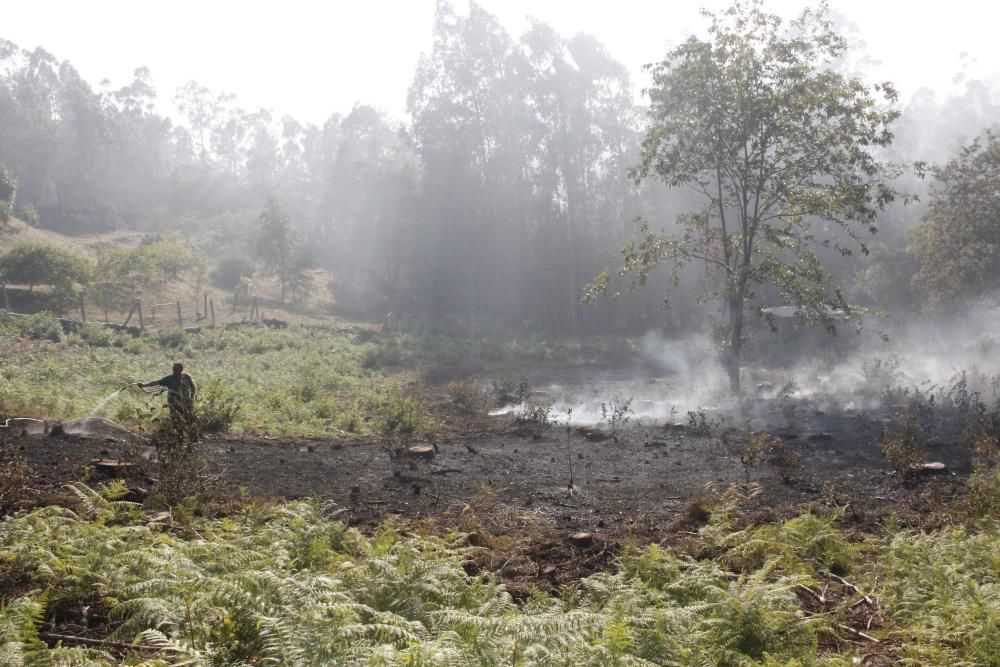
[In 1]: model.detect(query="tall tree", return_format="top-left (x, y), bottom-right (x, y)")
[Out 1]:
top-left (588, 0), bottom-right (900, 391)
top-left (909, 129), bottom-right (1000, 305)
top-left (256, 197), bottom-right (303, 303)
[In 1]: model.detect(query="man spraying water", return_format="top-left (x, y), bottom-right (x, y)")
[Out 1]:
top-left (138, 362), bottom-right (198, 441)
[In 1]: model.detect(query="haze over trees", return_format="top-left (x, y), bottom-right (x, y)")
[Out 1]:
top-left (0, 0), bottom-right (998, 339)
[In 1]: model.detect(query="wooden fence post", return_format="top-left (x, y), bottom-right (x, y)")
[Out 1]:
top-left (122, 300), bottom-right (136, 327)
top-left (79, 290), bottom-right (86, 323)
top-left (203, 293), bottom-right (208, 320)
top-left (176, 301), bottom-right (183, 327)
top-left (137, 300), bottom-right (144, 331)
top-left (1, 284), bottom-right (9, 312)
top-left (209, 299), bottom-right (215, 327)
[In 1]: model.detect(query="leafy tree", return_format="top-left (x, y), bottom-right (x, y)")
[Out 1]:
top-left (0, 166), bottom-right (15, 205)
top-left (588, 0), bottom-right (900, 392)
top-left (0, 166), bottom-right (15, 231)
top-left (256, 197), bottom-right (306, 303)
top-left (0, 240), bottom-right (91, 301)
top-left (909, 129), bottom-right (1000, 305)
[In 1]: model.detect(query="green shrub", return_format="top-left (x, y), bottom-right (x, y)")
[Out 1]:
top-left (16, 204), bottom-right (38, 226)
top-left (10, 311), bottom-right (63, 341)
top-left (76, 323), bottom-right (115, 347)
top-left (373, 383), bottom-right (425, 435)
top-left (0, 240), bottom-right (92, 302)
top-left (197, 378), bottom-right (241, 433)
top-left (157, 327), bottom-right (187, 349)
top-left (445, 378), bottom-right (490, 416)
top-left (212, 254), bottom-right (255, 289)
top-left (0, 166), bottom-right (15, 205)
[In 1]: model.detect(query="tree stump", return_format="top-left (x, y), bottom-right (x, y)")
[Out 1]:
top-left (407, 445), bottom-right (435, 459)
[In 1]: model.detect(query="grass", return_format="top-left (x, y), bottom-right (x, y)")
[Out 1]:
top-left (0, 313), bottom-right (414, 436)
top-left (0, 313), bottom-right (637, 437)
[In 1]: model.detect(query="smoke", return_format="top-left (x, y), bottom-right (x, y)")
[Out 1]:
top-left (535, 303), bottom-right (1000, 428)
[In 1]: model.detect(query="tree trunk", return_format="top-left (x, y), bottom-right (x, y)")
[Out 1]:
top-left (725, 291), bottom-right (745, 394)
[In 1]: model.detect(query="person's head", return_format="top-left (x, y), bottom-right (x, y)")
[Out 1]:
top-left (172, 362), bottom-right (184, 377)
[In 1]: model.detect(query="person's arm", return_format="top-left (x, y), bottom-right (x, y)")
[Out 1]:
top-left (137, 377), bottom-right (167, 389)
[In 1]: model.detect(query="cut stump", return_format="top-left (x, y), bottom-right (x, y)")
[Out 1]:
top-left (407, 445), bottom-right (435, 459)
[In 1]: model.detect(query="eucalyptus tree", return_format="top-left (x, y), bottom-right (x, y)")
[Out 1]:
top-left (408, 0), bottom-right (524, 319)
top-left (589, 0), bottom-right (900, 392)
top-left (520, 24), bottom-right (642, 329)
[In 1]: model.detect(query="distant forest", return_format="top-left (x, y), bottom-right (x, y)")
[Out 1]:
top-left (1, 2), bottom-right (998, 331)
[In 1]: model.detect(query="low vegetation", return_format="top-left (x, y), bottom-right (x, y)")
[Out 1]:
top-left (0, 313), bottom-right (628, 436)
top-left (0, 487), bottom-right (997, 665)
top-left (0, 312), bottom-right (415, 436)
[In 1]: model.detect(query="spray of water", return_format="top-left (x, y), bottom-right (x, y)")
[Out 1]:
top-left (88, 386), bottom-right (129, 418)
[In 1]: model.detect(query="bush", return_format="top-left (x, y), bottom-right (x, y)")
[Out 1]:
top-left (0, 166), bottom-right (15, 205)
top-left (157, 327), bottom-right (187, 349)
top-left (373, 384), bottom-right (426, 436)
top-left (0, 240), bottom-right (92, 301)
top-left (212, 255), bottom-right (256, 290)
top-left (445, 379), bottom-right (490, 416)
top-left (197, 379), bottom-right (241, 433)
top-left (8, 311), bottom-right (63, 341)
top-left (16, 204), bottom-right (38, 226)
top-left (0, 201), bottom-right (10, 230)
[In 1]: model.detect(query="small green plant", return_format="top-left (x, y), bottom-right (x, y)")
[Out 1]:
top-left (765, 436), bottom-right (802, 483)
top-left (9, 311), bottom-right (63, 341)
top-left (15, 204), bottom-right (38, 227)
top-left (197, 379), bottom-right (241, 433)
top-left (600, 395), bottom-right (633, 441)
top-left (491, 371), bottom-right (531, 405)
top-left (374, 384), bottom-right (426, 436)
top-left (445, 378), bottom-right (490, 417)
top-left (861, 354), bottom-right (902, 397)
top-left (880, 407), bottom-right (928, 474)
top-left (157, 327), bottom-right (187, 349)
top-left (516, 398), bottom-right (554, 430)
top-left (739, 430), bottom-right (769, 482)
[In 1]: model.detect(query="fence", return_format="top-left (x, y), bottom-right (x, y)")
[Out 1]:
top-left (1, 283), bottom-right (271, 333)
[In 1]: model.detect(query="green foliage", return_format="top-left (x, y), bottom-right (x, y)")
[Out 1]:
top-left (599, 395), bottom-right (633, 440)
top-left (373, 383), bottom-right (426, 436)
top-left (196, 378), bottom-right (241, 433)
top-left (2, 491), bottom-right (998, 665)
top-left (0, 321), bottom-right (383, 435)
top-left (14, 204), bottom-right (38, 227)
top-left (2, 310), bottom-right (63, 341)
top-left (0, 500), bottom-right (848, 666)
top-left (256, 198), bottom-right (309, 303)
top-left (0, 241), bottom-right (92, 302)
top-left (876, 528), bottom-right (1000, 665)
top-left (910, 129), bottom-right (1000, 305)
top-left (446, 379), bottom-right (490, 417)
top-left (211, 254), bottom-right (255, 290)
top-left (0, 166), bottom-right (16, 206)
top-left (880, 406), bottom-right (929, 474)
top-left (156, 326), bottom-right (186, 349)
top-left (589, 0), bottom-right (900, 392)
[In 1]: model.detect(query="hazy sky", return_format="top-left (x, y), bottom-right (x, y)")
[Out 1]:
top-left (4, 0), bottom-right (999, 124)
